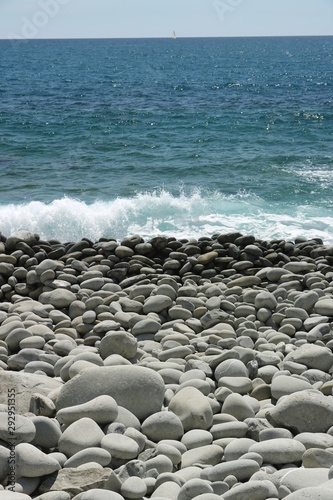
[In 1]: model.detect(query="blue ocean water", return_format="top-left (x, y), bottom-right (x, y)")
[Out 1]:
top-left (0, 36), bottom-right (333, 243)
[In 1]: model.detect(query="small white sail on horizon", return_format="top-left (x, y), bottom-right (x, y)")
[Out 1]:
top-left (172, 30), bottom-right (176, 40)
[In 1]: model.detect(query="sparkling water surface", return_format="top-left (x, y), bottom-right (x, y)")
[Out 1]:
top-left (0, 36), bottom-right (332, 242)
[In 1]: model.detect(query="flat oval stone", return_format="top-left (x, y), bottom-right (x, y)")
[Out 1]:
top-left (227, 276), bottom-right (261, 288)
top-left (20, 336), bottom-right (46, 350)
top-left (197, 252), bottom-right (218, 265)
top-left (294, 432), bottom-right (333, 450)
top-left (224, 438), bottom-right (257, 461)
top-left (314, 298), bottom-right (333, 316)
top-left (131, 318), bottom-right (161, 336)
top-left (115, 245), bottom-right (134, 258)
top-left (210, 422), bottom-right (248, 440)
top-left (259, 428), bottom-right (293, 441)
top-left (56, 365), bottom-right (165, 421)
top-left (181, 430), bottom-right (213, 450)
top-left (278, 467), bottom-right (330, 492)
top-left (249, 438), bottom-right (306, 464)
top-left (181, 444), bottom-right (223, 468)
top-left (142, 295), bottom-right (173, 314)
top-left (218, 377), bottom-right (252, 395)
top-left (64, 447), bottom-right (111, 468)
top-left (39, 289), bottom-right (77, 308)
top-left (284, 262), bottom-right (316, 273)
top-left (158, 345), bottom-right (193, 362)
top-left (24, 360), bottom-right (55, 376)
top-left (93, 320), bottom-right (121, 335)
top-left (208, 459), bottom-right (260, 482)
top-left (80, 278), bottom-right (105, 290)
top-left (271, 375), bottom-right (313, 400)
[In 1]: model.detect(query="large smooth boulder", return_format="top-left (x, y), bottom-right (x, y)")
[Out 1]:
top-left (249, 438), bottom-right (306, 465)
top-left (283, 344), bottom-right (333, 372)
top-left (56, 366), bottom-right (165, 421)
top-left (39, 289), bottom-right (77, 308)
top-left (266, 390), bottom-right (333, 433)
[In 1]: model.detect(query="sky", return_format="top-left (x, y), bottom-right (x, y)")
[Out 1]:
top-left (1, 0), bottom-right (333, 40)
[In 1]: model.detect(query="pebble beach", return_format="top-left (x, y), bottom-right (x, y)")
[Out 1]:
top-left (0, 229), bottom-right (333, 499)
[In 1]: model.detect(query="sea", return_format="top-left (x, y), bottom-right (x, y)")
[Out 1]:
top-left (1, 36), bottom-right (333, 244)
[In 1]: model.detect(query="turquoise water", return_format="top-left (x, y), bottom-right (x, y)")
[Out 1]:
top-left (0, 36), bottom-right (333, 242)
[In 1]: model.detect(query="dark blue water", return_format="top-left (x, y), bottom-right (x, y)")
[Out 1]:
top-left (0, 36), bottom-right (333, 242)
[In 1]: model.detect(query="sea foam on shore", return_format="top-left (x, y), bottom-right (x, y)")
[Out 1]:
top-left (1, 191), bottom-right (333, 245)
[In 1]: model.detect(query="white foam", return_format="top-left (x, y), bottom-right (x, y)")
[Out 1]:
top-left (0, 191), bottom-right (332, 244)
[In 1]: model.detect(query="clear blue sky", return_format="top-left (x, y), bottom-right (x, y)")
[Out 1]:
top-left (1, 0), bottom-right (333, 40)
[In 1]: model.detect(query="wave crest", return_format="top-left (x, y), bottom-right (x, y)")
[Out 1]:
top-left (0, 190), bottom-right (332, 244)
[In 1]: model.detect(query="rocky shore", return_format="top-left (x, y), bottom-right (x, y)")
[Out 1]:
top-left (0, 229), bottom-right (333, 499)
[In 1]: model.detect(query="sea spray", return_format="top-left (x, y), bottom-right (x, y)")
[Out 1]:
top-left (1, 190), bottom-right (333, 244)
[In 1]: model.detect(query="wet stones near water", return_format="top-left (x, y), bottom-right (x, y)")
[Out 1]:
top-left (0, 230), bottom-right (333, 498)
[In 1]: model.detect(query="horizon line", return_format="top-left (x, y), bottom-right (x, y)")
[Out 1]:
top-left (1, 34), bottom-right (333, 41)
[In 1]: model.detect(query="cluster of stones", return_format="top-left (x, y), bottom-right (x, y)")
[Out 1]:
top-left (0, 229), bottom-right (333, 499)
